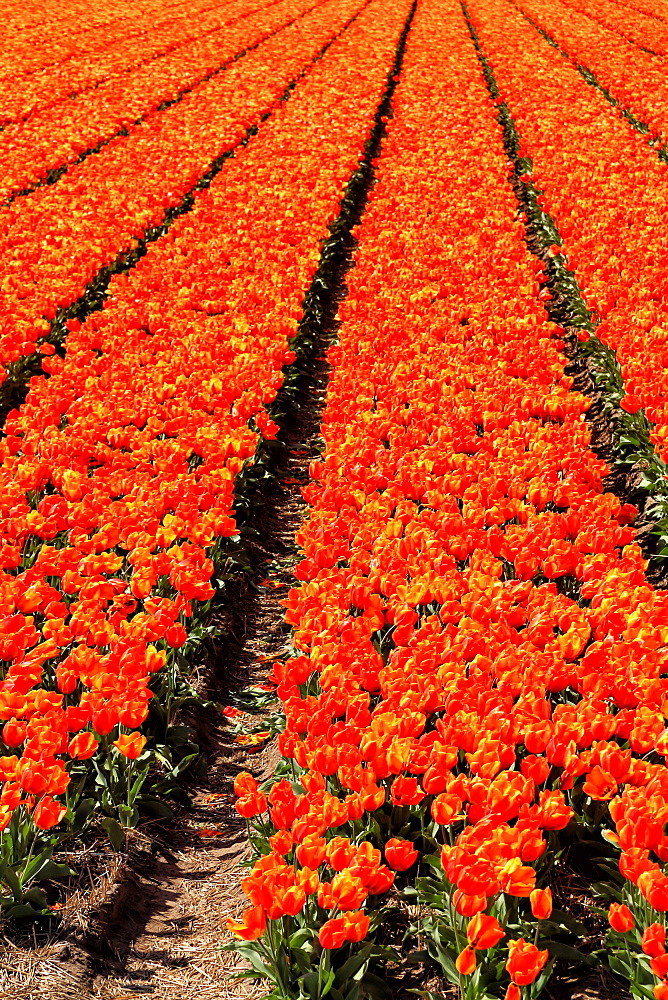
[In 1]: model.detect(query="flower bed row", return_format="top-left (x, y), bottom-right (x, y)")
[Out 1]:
top-left (3, 0), bottom-right (120, 37)
top-left (0, 0), bottom-right (322, 204)
top-left (229, 0), bottom-right (668, 997)
top-left (465, 0), bottom-right (668, 519)
top-left (0, 0), bottom-right (364, 393)
top-left (515, 0), bottom-right (668, 147)
top-left (0, 0), bottom-right (260, 124)
top-left (0, 0), bottom-right (227, 85)
top-left (603, 0), bottom-right (668, 22)
top-left (0, 0), bottom-right (411, 917)
top-left (555, 0), bottom-right (668, 55)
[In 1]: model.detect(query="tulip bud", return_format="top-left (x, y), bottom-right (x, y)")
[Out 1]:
top-left (455, 946), bottom-right (477, 975)
top-left (530, 887), bottom-right (552, 920)
top-left (643, 923), bottom-right (667, 959)
top-left (608, 902), bottom-right (635, 934)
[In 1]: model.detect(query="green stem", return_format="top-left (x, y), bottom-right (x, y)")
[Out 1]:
top-left (266, 917), bottom-right (290, 998)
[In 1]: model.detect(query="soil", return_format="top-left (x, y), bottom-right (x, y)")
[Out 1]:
top-left (0, 345), bottom-right (328, 998)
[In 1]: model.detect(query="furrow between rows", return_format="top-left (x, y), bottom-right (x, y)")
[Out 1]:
top-left (226, 3), bottom-right (668, 998)
top-left (0, 0), bottom-right (326, 206)
top-left (0, 0), bottom-right (368, 404)
top-left (0, 0), bottom-right (413, 917)
top-left (463, 0), bottom-right (668, 577)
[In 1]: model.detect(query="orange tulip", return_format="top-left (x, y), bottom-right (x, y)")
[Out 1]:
top-left (296, 835), bottom-right (327, 869)
top-left (68, 732), bottom-right (98, 760)
top-left (32, 796), bottom-right (67, 831)
top-left (529, 887), bottom-right (552, 920)
top-left (608, 903), bottom-right (635, 934)
top-left (113, 733), bottom-right (147, 759)
top-left (467, 913), bottom-right (505, 950)
top-left (330, 871), bottom-right (367, 911)
top-left (506, 938), bottom-right (549, 985)
top-left (384, 838), bottom-right (418, 871)
top-left (500, 859), bottom-right (536, 898)
top-left (643, 924), bottom-right (667, 959)
top-left (456, 946), bottom-right (477, 975)
top-left (319, 916), bottom-right (347, 949)
top-left (226, 905), bottom-right (266, 942)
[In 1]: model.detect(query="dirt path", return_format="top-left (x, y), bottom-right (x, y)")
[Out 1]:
top-left (0, 333), bottom-right (330, 999)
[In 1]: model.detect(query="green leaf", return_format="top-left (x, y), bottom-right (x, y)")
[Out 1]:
top-left (165, 724), bottom-right (194, 747)
top-left (404, 949), bottom-right (432, 964)
top-left (590, 880), bottom-right (622, 901)
top-left (0, 863), bottom-right (22, 900)
top-left (543, 908), bottom-right (587, 935)
top-left (594, 862), bottom-right (625, 884)
top-left (421, 855), bottom-right (443, 871)
top-left (171, 752), bottom-right (199, 779)
top-left (129, 763), bottom-right (151, 800)
top-left (138, 797), bottom-right (175, 820)
top-left (4, 902), bottom-right (46, 919)
top-left (629, 983), bottom-right (659, 1000)
top-left (22, 846), bottom-right (53, 882)
top-left (288, 927), bottom-right (314, 950)
top-left (117, 803), bottom-right (139, 828)
top-left (608, 953), bottom-right (635, 979)
top-left (320, 968), bottom-right (336, 996)
top-left (544, 941), bottom-right (596, 965)
top-left (22, 887), bottom-right (49, 908)
top-left (302, 970), bottom-right (321, 1000)
top-left (528, 958), bottom-right (555, 1000)
top-left (355, 971), bottom-right (389, 999)
top-left (28, 860), bottom-right (74, 883)
top-left (101, 816), bottom-right (125, 851)
top-left (234, 942), bottom-right (276, 982)
top-left (336, 943), bottom-right (373, 983)
top-left (289, 947), bottom-right (313, 975)
top-left (427, 944), bottom-right (459, 985)
top-left (70, 797), bottom-right (96, 836)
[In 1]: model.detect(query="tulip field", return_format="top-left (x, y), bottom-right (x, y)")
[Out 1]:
top-left (5, 0), bottom-right (668, 996)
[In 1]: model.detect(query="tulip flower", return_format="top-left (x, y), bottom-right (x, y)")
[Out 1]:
top-left (2, 720), bottom-right (26, 748)
top-left (330, 871), bottom-right (367, 911)
top-left (384, 838), bottom-right (418, 871)
top-left (67, 732), bottom-right (98, 760)
top-left (113, 733), bottom-right (147, 760)
top-left (530, 887), bottom-right (553, 920)
top-left (235, 792), bottom-right (268, 819)
top-left (226, 905), bottom-right (266, 942)
top-left (608, 903), bottom-right (635, 934)
top-left (454, 891), bottom-right (488, 917)
top-left (506, 938), bottom-right (549, 985)
top-left (342, 909), bottom-right (370, 943)
top-left (644, 924), bottom-right (668, 959)
top-left (234, 772), bottom-right (259, 797)
top-left (296, 835), bottom-right (327, 869)
top-left (467, 913), bottom-right (505, 949)
top-left (32, 796), bottom-right (67, 831)
top-left (652, 955), bottom-right (668, 981)
top-left (319, 916), bottom-right (347, 949)
top-left (269, 830), bottom-right (293, 855)
top-left (456, 946), bottom-right (477, 975)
